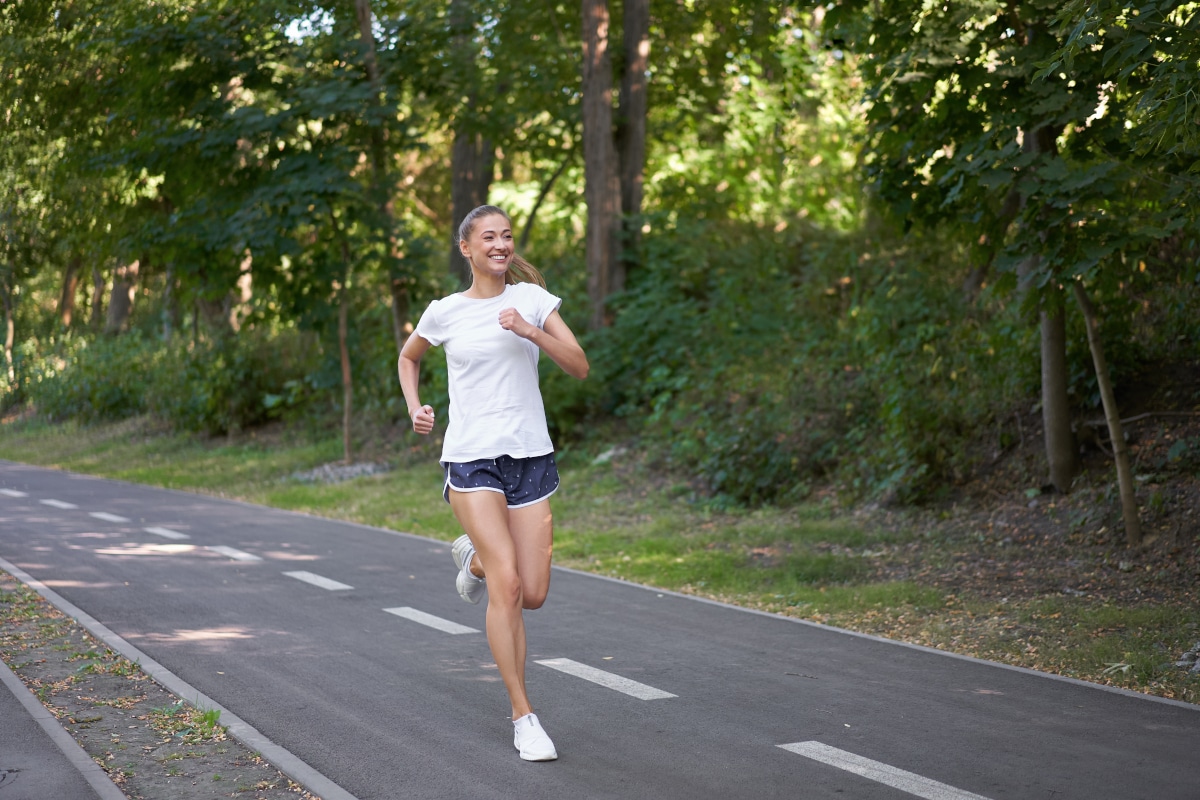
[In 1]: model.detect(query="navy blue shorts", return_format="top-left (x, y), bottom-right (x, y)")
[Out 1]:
top-left (442, 453), bottom-right (560, 509)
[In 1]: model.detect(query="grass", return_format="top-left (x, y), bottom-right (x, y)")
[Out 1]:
top-left (2, 415), bottom-right (1196, 704)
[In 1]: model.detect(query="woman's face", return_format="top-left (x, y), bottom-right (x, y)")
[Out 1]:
top-left (460, 213), bottom-right (513, 277)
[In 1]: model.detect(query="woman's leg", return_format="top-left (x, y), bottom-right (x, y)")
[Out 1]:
top-left (448, 491), bottom-right (554, 719)
top-left (506, 499), bottom-right (554, 609)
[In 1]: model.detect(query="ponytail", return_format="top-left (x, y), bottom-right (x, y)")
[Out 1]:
top-left (507, 254), bottom-right (546, 288)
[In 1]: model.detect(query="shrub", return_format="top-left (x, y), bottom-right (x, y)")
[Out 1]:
top-left (24, 333), bottom-right (157, 422)
top-left (146, 328), bottom-right (321, 435)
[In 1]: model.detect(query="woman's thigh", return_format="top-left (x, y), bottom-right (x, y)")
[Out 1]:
top-left (507, 499), bottom-right (554, 607)
top-left (448, 490), bottom-right (554, 605)
top-left (449, 489), bottom-right (514, 572)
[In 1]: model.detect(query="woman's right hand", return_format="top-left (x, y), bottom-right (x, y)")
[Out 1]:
top-left (410, 404), bottom-right (435, 435)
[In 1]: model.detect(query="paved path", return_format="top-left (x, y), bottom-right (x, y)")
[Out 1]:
top-left (1, 460), bottom-right (1198, 800)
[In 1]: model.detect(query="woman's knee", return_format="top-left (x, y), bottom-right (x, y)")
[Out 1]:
top-left (521, 577), bottom-right (550, 609)
top-left (487, 569), bottom-right (524, 608)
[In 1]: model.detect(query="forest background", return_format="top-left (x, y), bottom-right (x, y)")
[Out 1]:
top-left (1, 0), bottom-right (1199, 703)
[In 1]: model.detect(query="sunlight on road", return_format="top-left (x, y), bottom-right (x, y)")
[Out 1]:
top-left (91, 543), bottom-right (198, 557)
top-left (128, 626), bottom-right (257, 644)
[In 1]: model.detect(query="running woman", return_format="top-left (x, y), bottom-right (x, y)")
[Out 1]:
top-left (398, 204), bottom-right (589, 761)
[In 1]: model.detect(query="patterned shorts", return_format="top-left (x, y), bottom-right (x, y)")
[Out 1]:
top-left (441, 453), bottom-right (560, 509)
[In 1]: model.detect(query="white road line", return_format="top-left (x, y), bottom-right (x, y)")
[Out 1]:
top-left (207, 545), bottom-right (263, 562)
top-left (283, 571), bottom-right (353, 591)
top-left (0, 489), bottom-right (28, 497)
top-left (534, 658), bottom-right (677, 700)
top-left (89, 512), bottom-right (130, 523)
top-left (778, 741), bottom-right (994, 800)
top-left (145, 526), bottom-right (190, 540)
top-left (383, 607), bottom-right (480, 635)
top-left (40, 499), bottom-right (78, 509)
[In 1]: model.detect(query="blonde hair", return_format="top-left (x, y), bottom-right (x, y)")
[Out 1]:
top-left (457, 205), bottom-right (546, 288)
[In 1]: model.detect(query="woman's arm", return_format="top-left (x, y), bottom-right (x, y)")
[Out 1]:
top-left (398, 334), bottom-right (436, 434)
top-left (499, 308), bottom-right (589, 380)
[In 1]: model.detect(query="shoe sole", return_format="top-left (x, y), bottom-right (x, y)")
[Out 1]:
top-left (451, 535), bottom-right (472, 571)
top-left (452, 535), bottom-right (484, 604)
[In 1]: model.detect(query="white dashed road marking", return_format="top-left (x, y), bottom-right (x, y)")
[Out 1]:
top-left (383, 607), bottom-right (480, 635)
top-left (534, 658), bottom-right (677, 700)
top-left (207, 546), bottom-right (263, 562)
top-left (40, 499), bottom-right (78, 509)
top-left (89, 512), bottom-right (130, 523)
top-left (0, 489), bottom-right (27, 497)
top-left (778, 741), bottom-right (994, 800)
top-left (145, 527), bottom-right (190, 540)
top-left (284, 571), bottom-right (353, 591)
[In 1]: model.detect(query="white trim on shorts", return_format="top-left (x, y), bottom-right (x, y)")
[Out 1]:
top-left (442, 477), bottom-right (559, 509)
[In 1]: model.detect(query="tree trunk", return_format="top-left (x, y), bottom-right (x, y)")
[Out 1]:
top-left (354, 0), bottom-right (408, 356)
top-left (450, 131), bottom-right (494, 283)
top-left (90, 266), bottom-right (105, 329)
top-left (1017, 123), bottom-right (1076, 492)
top-left (229, 250), bottom-right (253, 332)
top-left (161, 261), bottom-right (179, 340)
top-left (1072, 281), bottom-right (1141, 546)
top-left (338, 238), bottom-right (354, 465)
top-left (59, 255), bottom-right (81, 328)
top-left (1040, 288), bottom-right (1079, 492)
top-left (448, 0), bottom-right (494, 283)
top-left (105, 259), bottom-right (139, 335)
top-left (1, 276), bottom-right (14, 383)
top-left (581, 0), bottom-right (622, 328)
top-left (616, 0), bottom-right (650, 282)
top-left (519, 155), bottom-right (572, 252)
top-left (338, 286), bottom-right (353, 465)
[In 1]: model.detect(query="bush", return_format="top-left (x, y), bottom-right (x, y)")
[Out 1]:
top-left (20, 328), bottom-right (322, 435)
top-left (24, 333), bottom-right (157, 423)
top-left (145, 328), bottom-right (322, 435)
top-left (585, 216), bottom-right (1040, 506)
top-left (589, 216), bottom-right (846, 505)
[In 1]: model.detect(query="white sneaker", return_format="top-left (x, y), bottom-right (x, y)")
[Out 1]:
top-left (451, 535), bottom-right (485, 605)
top-left (513, 713), bottom-right (557, 761)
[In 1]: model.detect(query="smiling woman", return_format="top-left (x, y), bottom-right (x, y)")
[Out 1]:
top-left (398, 204), bottom-right (589, 762)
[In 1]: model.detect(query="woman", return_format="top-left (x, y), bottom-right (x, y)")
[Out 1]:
top-left (398, 205), bottom-right (589, 762)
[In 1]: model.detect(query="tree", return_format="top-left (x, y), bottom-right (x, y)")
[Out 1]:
top-left (354, 0), bottom-right (412, 357)
top-left (581, 0), bottom-right (623, 328)
top-left (580, 0), bottom-right (654, 328)
top-left (616, 0), bottom-right (650, 273)
top-left (447, 0), bottom-right (495, 285)
top-left (828, 0), bottom-right (1194, 543)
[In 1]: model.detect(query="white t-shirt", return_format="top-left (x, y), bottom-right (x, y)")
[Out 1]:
top-left (414, 282), bottom-right (562, 462)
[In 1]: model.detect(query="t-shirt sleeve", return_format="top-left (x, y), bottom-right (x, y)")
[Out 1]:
top-left (531, 285), bottom-right (562, 329)
top-left (413, 299), bottom-right (446, 346)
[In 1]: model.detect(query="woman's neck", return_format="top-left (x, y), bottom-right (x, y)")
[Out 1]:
top-left (463, 273), bottom-right (508, 299)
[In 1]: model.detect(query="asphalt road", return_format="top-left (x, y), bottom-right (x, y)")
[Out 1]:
top-left (1, 459), bottom-right (1197, 800)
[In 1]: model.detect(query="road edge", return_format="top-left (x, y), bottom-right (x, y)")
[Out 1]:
top-left (0, 555), bottom-right (362, 800)
top-left (0, 656), bottom-right (128, 800)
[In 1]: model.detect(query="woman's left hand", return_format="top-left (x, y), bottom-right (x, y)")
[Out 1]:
top-left (498, 307), bottom-right (536, 339)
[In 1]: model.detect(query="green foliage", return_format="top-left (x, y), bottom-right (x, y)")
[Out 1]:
top-left (24, 334), bottom-right (157, 423)
top-left (589, 216), bottom-right (831, 505)
top-left (1044, 1), bottom-right (1200, 166)
top-left (2, 0), bottom-right (1196, 515)
top-left (589, 213), bottom-right (1047, 505)
top-left (146, 330), bottom-right (322, 435)
top-left (20, 328), bottom-right (321, 435)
